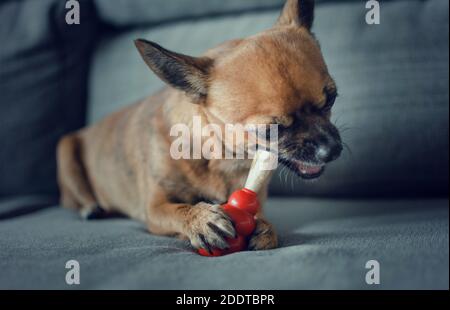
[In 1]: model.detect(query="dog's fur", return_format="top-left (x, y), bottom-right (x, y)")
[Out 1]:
top-left (57, 0), bottom-right (342, 252)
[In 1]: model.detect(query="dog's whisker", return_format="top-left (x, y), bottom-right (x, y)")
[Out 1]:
top-left (284, 165), bottom-right (289, 186)
top-left (279, 165), bottom-right (285, 185)
top-left (338, 127), bottom-right (352, 133)
top-left (281, 165), bottom-right (289, 187)
top-left (332, 115), bottom-right (343, 127)
top-left (342, 142), bottom-right (353, 158)
top-left (290, 168), bottom-right (295, 191)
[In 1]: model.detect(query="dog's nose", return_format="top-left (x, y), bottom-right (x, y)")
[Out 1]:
top-left (316, 146), bottom-right (330, 161)
top-left (314, 140), bottom-right (343, 163)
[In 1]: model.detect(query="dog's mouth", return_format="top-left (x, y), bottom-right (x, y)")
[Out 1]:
top-left (281, 158), bottom-right (326, 180)
top-left (296, 161), bottom-right (325, 179)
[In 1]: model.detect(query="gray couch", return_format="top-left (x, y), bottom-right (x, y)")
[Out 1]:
top-left (0, 0), bottom-right (448, 290)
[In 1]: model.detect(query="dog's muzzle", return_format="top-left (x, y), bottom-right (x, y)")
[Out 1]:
top-left (279, 122), bottom-right (343, 179)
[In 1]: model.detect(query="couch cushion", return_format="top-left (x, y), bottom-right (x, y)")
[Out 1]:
top-left (0, 199), bottom-right (447, 289)
top-left (88, 0), bottom-right (449, 198)
top-left (0, 196), bottom-right (57, 220)
top-left (0, 0), bottom-right (98, 202)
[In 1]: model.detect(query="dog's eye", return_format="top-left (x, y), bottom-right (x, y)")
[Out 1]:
top-left (322, 93), bottom-right (337, 113)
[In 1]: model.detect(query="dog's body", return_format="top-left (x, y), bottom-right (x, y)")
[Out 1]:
top-left (58, 0), bottom-right (342, 252)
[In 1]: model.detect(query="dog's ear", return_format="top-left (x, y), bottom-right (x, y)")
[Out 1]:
top-left (276, 0), bottom-right (315, 30)
top-left (135, 39), bottom-right (213, 100)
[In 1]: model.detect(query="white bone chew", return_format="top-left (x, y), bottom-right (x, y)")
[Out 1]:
top-left (244, 150), bottom-right (275, 193)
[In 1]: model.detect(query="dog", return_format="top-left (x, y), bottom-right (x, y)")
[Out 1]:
top-left (57, 0), bottom-right (342, 253)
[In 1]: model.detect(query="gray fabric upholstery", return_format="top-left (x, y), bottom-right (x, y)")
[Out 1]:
top-left (0, 0), bottom-right (98, 201)
top-left (0, 199), bottom-right (447, 289)
top-left (0, 0), bottom-right (448, 291)
top-left (88, 0), bottom-right (449, 198)
top-left (95, 0), bottom-right (285, 27)
top-left (93, 0), bottom-right (360, 27)
top-left (0, 196), bottom-right (58, 220)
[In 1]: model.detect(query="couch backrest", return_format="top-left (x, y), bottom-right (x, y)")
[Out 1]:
top-left (89, 0), bottom-right (449, 198)
top-left (0, 0), bottom-right (98, 204)
top-left (1, 0), bottom-right (448, 210)
top-left (94, 0), bottom-right (285, 27)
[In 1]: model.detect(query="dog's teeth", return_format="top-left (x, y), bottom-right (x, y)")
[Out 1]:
top-left (297, 161), bottom-right (324, 175)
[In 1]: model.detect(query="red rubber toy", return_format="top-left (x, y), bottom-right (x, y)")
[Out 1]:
top-left (223, 203), bottom-right (256, 237)
top-left (224, 235), bottom-right (247, 253)
top-left (198, 247), bottom-right (224, 257)
top-left (197, 201), bottom-right (256, 257)
top-left (228, 188), bottom-right (260, 216)
top-left (197, 190), bottom-right (259, 257)
top-left (197, 150), bottom-right (273, 257)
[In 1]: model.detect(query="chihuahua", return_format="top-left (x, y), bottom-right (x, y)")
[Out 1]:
top-left (57, 0), bottom-right (342, 252)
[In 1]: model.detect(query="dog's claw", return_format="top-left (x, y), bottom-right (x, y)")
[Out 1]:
top-left (197, 234), bottom-right (210, 252)
top-left (187, 203), bottom-right (236, 251)
top-left (209, 220), bottom-right (235, 239)
top-left (204, 225), bottom-right (229, 250)
top-left (198, 234), bottom-right (213, 254)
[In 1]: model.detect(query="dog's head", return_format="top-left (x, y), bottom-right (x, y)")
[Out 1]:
top-left (135, 0), bottom-right (342, 179)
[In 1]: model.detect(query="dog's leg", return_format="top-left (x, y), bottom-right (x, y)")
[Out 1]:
top-left (147, 202), bottom-right (237, 252)
top-left (57, 134), bottom-right (100, 219)
top-left (248, 213), bottom-right (278, 251)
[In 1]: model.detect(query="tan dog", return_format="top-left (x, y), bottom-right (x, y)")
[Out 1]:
top-left (57, 0), bottom-right (342, 252)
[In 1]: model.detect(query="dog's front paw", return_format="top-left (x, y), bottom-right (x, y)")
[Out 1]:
top-left (186, 203), bottom-right (237, 253)
top-left (248, 218), bottom-right (278, 251)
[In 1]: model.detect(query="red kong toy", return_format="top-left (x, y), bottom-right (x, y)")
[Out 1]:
top-left (228, 188), bottom-right (260, 216)
top-left (223, 203), bottom-right (256, 237)
top-left (198, 151), bottom-right (274, 257)
top-left (198, 203), bottom-right (255, 257)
